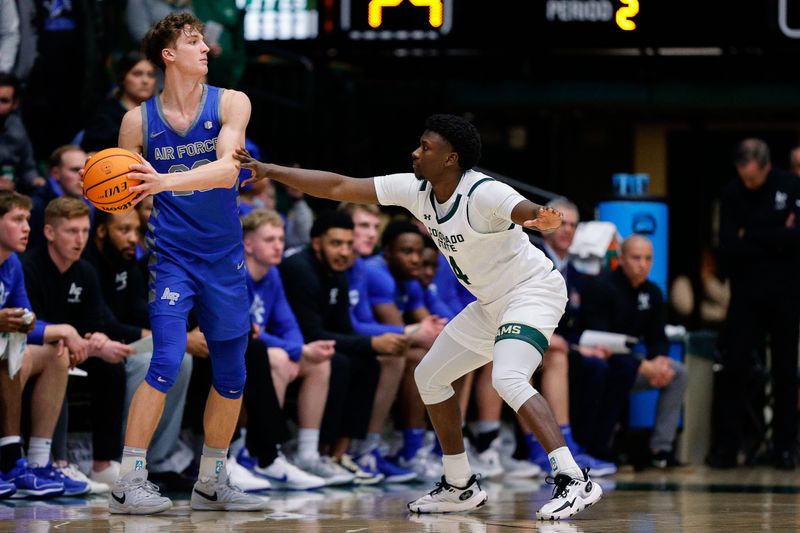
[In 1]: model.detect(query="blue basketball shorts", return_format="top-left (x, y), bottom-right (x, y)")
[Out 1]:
top-left (147, 246), bottom-right (250, 342)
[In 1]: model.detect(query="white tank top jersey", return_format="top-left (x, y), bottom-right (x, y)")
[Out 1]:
top-left (374, 170), bottom-right (558, 304)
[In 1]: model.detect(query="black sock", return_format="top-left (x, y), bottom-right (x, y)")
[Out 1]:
top-left (0, 442), bottom-right (23, 472)
top-left (258, 446), bottom-right (279, 469)
top-left (474, 429), bottom-right (500, 453)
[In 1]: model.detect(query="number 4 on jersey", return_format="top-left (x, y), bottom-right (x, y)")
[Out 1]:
top-left (448, 255), bottom-right (470, 285)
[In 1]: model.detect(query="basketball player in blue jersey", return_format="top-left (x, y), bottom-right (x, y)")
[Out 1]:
top-left (98, 13), bottom-right (266, 514)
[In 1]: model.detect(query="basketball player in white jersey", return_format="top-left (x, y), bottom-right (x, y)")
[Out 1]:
top-left (234, 114), bottom-right (602, 521)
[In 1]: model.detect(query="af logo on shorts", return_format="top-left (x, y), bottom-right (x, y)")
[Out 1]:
top-left (161, 287), bottom-right (180, 306)
top-left (68, 283), bottom-right (83, 303)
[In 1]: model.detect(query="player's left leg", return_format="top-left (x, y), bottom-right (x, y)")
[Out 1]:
top-left (189, 334), bottom-right (267, 512)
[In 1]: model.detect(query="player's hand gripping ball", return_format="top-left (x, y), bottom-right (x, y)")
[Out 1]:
top-left (82, 148), bottom-right (142, 213)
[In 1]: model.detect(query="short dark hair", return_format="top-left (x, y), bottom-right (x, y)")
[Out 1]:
top-left (424, 114), bottom-right (482, 171)
top-left (44, 197), bottom-right (90, 226)
top-left (310, 210), bottom-right (354, 238)
top-left (0, 73), bottom-right (20, 100)
top-left (734, 138), bottom-right (771, 168)
top-left (142, 12), bottom-right (205, 70)
top-left (0, 191), bottom-right (32, 217)
top-left (381, 219), bottom-right (422, 249)
top-left (49, 144), bottom-right (84, 169)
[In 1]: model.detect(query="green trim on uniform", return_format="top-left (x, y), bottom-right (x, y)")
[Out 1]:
top-left (467, 177), bottom-right (494, 196)
top-left (419, 180), bottom-right (428, 192)
top-left (429, 190), bottom-right (462, 224)
top-left (494, 323), bottom-right (549, 355)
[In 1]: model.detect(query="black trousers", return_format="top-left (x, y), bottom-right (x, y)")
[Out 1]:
top-left (320, 353), bottom-right (379, 445)
top-left (52, 358), bottom-right (126, 462)
top-left (243, 339), bottom-right (288, 467)
top-left (713, 286), bottom-right (799, 455)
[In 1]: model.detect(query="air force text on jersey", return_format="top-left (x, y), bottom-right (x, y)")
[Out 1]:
top-left (154, 137), bottom-right (218, 161)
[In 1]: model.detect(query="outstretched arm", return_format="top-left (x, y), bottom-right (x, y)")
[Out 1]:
top-left (120, 90), bottom-right (251, 196)
top-left (235, 147), bottom-right (379, 204)
top-left (511, 200), bottom-right (563, 232)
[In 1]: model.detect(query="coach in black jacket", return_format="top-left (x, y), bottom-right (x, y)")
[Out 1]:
top-left (710, 138), bottom-right (800, 470)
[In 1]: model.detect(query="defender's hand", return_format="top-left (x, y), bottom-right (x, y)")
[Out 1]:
top-left (523, 206), bottom-right (563, 233)
top-left (234, 147), bottom-right (269, 186)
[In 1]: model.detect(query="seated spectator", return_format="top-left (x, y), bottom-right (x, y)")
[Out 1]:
top-left (0, 73), bottom-right (43, 193)
top-left (83, 209), bottom-right (194, 491)
top-left (280, 211), bottom-right (408, 485)
top-left (361, 219), bottom-right (448, 478)
top-left (577, 234), bottom-right (688, 468)
top-left (419, 236), bottom-right (457, 320)
top-left (236, 208), bottom-right (331, 489)
top-left (340, 205), bottom-right (441, 482)
top-left (23, 198), bottom-right (135, 489)
top-left (0, 191), bottom-right (90, 497)
top-left (529, 197), bottom-right (617, 476)
top-left (29, 145), bottom-right (90, 250)
top-left (80, 52), bottom-right (156, 153)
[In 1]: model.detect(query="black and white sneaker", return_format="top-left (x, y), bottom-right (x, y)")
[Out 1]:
top-left (407, 475), bottom-right (487, 513)
top-left (536, 468), bottom-right (602, 520)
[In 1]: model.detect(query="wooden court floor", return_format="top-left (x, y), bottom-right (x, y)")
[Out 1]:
top-left (1, 466), bottom-right (799, 532)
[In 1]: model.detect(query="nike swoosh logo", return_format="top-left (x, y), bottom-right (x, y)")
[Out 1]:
top-left (157, 376), bottom-right (167, 383)
top-left (150, 131), bottom-right (165, 138)
top-left (194, 488), bottom-right (218, 501)
top-left (111, 492), bottom-right (126, 504)
top-left (552, 497), bottom-right (576, 513)
top-left (267, 474), bottom-right (289, 482)
top-left (236, 261), bottom-right (245, 270)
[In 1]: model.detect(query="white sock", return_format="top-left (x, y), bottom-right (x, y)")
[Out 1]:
top-left (548, 446), bottom-right (582, 479)
top-left (297, 428), bottom-right (320, 461)
top-left (442, 452), bottom-right (471, 487)
top-left (119, 446), bottom-right (148, 478)
top-left (27, 437), bottom-right (52, 467)
top-left (199, 445), bottom-right (228, 481)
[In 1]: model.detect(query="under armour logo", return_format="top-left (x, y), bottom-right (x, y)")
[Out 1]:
top-left (161, 287), bottom-right (180, 305)
top-left (424, 214), bottom-right (432, 221)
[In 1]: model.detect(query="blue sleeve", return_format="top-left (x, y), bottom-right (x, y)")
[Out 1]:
top-left (350, 283), bottom-right (404, 336)
top-left (406, 281), bottom-right (425, 312)
top-left (7, 256), bottom-right (45, 345)
top-left (365, 262), bottom-right (396, 306)
top-left (262, 272), bottom-right (304, 361)
top-left (424, 287), bottom-right (455, 320)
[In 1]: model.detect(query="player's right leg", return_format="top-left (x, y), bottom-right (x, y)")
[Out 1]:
top-left (409, 329), bottom-right (490, 513)
top-left (110, 314), bottom-right (188, 515)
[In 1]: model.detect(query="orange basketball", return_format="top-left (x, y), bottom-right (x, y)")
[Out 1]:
top-left (82, 147), bottom-right (143, 213)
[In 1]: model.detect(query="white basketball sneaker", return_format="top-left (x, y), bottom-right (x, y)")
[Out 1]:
top-left (109, 469), bottom-right (172, 515)
top-left (191, 466), bottom-right (269, 511)
top-left (408, 474), bottom-right (488, 513)
top-left (536, 469), bottom-right (602, 520)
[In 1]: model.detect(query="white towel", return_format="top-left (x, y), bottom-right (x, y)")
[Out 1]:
top-left (0, 332), bottom-right (27, 379)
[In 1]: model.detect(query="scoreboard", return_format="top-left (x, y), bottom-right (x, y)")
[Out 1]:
top-left (237, 0), bottom-right (800, 52)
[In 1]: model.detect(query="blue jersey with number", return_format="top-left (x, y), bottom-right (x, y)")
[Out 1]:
top-left (142, 84), bottom-right (241, 263)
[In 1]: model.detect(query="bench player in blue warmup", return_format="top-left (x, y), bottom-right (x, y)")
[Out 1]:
top-left (99, 12), bottom-right (266, 514)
